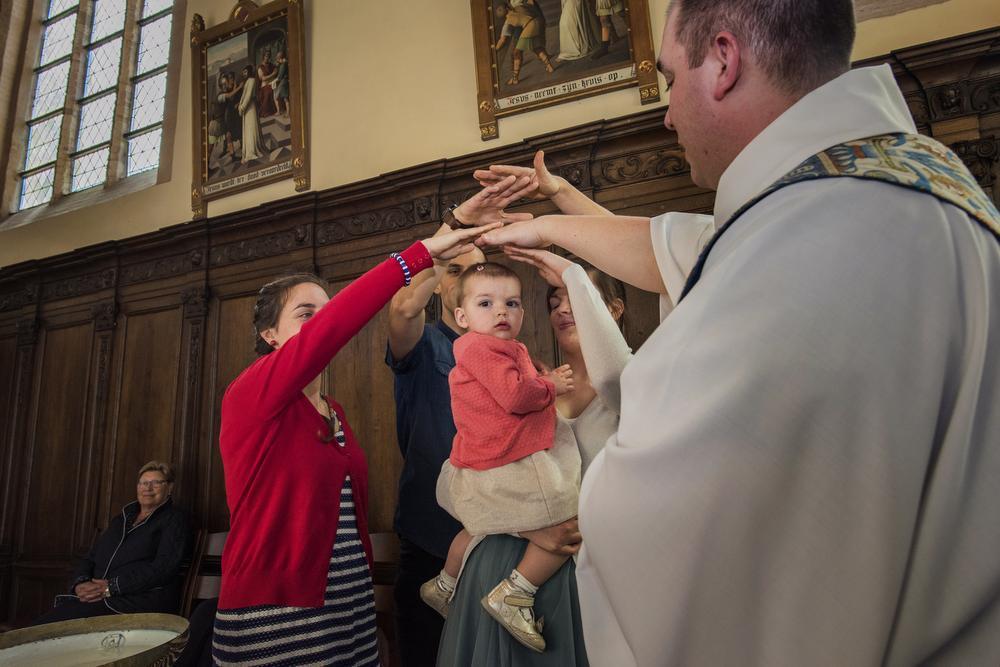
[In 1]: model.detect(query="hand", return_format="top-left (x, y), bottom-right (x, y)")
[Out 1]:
top-left (531, 357), bottom-right (552, 375)
top-left (454, 175), bottom-right (537, 227)
top-left (519, 518), bottom-right (582, 556)
top-left (74, 580), bottom-right (107, 602)
top-left (476, 217), bottom-right (550, 249)
top-left (474, 150), bottom-right (561, 202)
top-left (422, 223), bottom-right (502, 260)
top-left (545, 363), bottom-right (574, 396)
top-left (503, 247), bottom-right (571, 288)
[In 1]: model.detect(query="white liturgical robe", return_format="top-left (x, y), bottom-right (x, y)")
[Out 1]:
top-left (576, 64), bottom-right (1000, 666)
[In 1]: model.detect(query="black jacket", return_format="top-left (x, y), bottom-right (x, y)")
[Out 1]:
top-left (72, 497), bottom-right (192, 614)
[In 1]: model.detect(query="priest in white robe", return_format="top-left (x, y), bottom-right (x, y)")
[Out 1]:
top-left (238, 65), bottom-right (264, 164)
top-left (558, 0), bottom-right (600, 61)
top-left (479, 1), bottom-right (1000, 665)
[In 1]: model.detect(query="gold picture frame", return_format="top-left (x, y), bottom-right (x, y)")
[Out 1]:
top-left (189, 0), bottom-right (308, 219)
top-left (472, 0), bottom-right (661, 141)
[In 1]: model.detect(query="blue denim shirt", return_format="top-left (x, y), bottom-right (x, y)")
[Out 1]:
top-left (385, 320), bottom-right (463, 558)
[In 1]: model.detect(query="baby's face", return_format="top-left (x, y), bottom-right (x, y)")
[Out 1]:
top-left (457, 276), bottom-right (524, 341)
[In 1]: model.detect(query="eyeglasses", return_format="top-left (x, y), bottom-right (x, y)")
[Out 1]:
top-left (137, 480), bottom-right (168, 489)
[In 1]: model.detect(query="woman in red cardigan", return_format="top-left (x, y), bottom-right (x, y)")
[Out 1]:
top-left (211, 224), bottom-right (499, 666)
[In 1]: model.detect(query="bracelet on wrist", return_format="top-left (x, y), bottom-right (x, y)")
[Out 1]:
top-left (390, 252), bottom-right (412, 286)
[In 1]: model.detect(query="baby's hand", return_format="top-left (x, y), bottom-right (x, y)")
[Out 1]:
top-left (546, 364), bottom-right (574, 396)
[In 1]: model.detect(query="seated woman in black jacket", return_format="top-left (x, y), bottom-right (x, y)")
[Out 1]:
top-left (34, 460), bottom-right (193, 625)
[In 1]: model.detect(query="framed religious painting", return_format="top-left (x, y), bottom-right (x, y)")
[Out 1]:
top-left (189, 0), bottom-right (308, 219)
top-left (471, 0), bottom-right (661, 140)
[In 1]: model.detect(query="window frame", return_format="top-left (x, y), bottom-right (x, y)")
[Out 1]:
top-left (0, 0), bottom-right (186, 227)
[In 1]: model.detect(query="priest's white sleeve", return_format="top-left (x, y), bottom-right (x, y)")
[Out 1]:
top-left (648, 211), bottom-right (715, 314)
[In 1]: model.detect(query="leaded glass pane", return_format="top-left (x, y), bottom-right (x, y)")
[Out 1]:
top-left (136, 14), bottom-right (172, 75)
top-left (130, 72), bottom-right (166, 131)
top-left (39, 13), bottom-right (77, 66)
top-left (47, 0), bottom-right (78, 19)
top-left (24, 117), bottom-right (62, 171)
top-left (30, 61), bottom-right (71, 119)
top-left (90, 0), bottom-right (126, 43)
top-left (142, 0), bottom-right (173, 19)
top-left (78, 93), bottom-right (117, 149)
top-left (83, 37), bottom-right (122, 96)
top-left (71, 147), bottom-right (110, 191)
top-left (19, 167), bottom-right (55, 209)
top-left (127, 127), bottom-right (162, 175)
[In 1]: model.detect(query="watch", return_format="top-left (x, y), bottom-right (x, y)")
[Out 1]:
top-left (442, 203), bottom-right (474, 230)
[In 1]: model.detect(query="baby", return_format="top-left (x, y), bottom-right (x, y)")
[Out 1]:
top-left (422, 262), bottom-right (578, 653)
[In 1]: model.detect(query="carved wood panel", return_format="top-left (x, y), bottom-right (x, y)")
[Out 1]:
top-left (105, 310), bottom-right (182, 516)
top-left (0, 337), bottom-right (19, 557)
top-left (19, 325), bottom-right (92, 557)
top-left (200, 294), bottom-right (257, 532)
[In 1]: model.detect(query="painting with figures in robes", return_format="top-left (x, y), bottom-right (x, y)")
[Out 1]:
top-left (190, 0), bottom-right (308, 219)
top-left (472, 0), bottom-right (660, 140)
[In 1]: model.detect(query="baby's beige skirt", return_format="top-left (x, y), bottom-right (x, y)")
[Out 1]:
top-left (437, 421), bottom-right (581, 536)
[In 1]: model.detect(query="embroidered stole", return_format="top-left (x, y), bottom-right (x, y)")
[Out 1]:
top-left (679, 133), bottom-right (1000, 302)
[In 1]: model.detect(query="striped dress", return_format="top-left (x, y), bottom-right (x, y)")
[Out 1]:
top-left (212, 473), bottom-right (379, 666)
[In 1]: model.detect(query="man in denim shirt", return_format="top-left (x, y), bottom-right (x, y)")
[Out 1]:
top-left (386, 181), bottom-right (533, 665)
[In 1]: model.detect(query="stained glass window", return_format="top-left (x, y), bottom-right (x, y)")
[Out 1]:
top-left (77, 93), bottom-right (117, 151)
top-left (47, 0), bottom-right (79, 18)
top-left (127, 128), bottom-right (162, 176)
top-left (30, 61), bottom-right (71, 119)
top-left (136, 14), bottom-right (172, 75)
top-left (15, 1), bottom-right (176, 211)
top-left (20, 168), bottom-right (56, 209)
top-left (142, 0), bottom-right (173, 19)
top-left (25, 117), bottom-right (62, 171)
top-left (39, 13), bottom-right (76, 66)
top-left (71, 147), bottom-right (110, 192)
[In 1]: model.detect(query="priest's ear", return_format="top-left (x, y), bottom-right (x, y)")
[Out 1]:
top-left (709, 30), bottom-right (743, 101)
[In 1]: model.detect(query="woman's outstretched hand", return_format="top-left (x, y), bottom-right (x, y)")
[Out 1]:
top-left (454, 174), bottom-right (537, 227)
top-left (422, 222), bottom-right (502, 260)
top-left (474, 150), bottom-right (560, 201)
top-left (504, 247), bottom-right (572, 288)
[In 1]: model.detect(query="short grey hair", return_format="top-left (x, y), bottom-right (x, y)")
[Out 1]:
top-left (669, 0), bottom-right (856, 94)
top-left (138, 460), bottom-right (175, 484)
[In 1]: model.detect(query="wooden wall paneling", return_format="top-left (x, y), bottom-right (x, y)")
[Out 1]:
top-left (76, 301), bottom-right (118, 558)
top-left (18, 319), bottom-right (93, 558)
top-left (12, 314), bottom-right (95, 623)
top-left (325, 277), bottom-right (399, 533)
top-left (198, 289), bottom-right (257, 531)
top-left (0, 323), bottom-right (23, 615)
top-left (7, 563), bottom-right (70, 627)
top-left (175, 286), bottom-right (209, 516)
top-left (0, 332), bottom-right (20, 553)
top-left (104, 302), bottom-right (183, 518)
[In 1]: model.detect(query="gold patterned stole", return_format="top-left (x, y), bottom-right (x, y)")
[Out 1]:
top-left (680, 133), bottom-right (1000, 301)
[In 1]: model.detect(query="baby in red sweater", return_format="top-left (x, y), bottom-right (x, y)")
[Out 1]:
top-left (422, 262), bottom-right (578, 653)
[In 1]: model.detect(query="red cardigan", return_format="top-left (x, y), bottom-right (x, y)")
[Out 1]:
top-left (449, 332), bottom-right (556, 470)
top-left (218, 242), bottom-right (432, 609)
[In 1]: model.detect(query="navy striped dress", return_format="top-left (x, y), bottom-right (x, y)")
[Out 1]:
top-left (212, 474), bottom-right (379, 666)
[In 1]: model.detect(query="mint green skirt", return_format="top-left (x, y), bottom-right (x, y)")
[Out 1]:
top-left (436, 534), bottom-right (589, 666)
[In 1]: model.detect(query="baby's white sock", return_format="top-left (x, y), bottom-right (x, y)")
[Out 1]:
top-left (437, 570), bottom-right (457, 593)
top-left (508, 568), bottom-right (538, 596)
